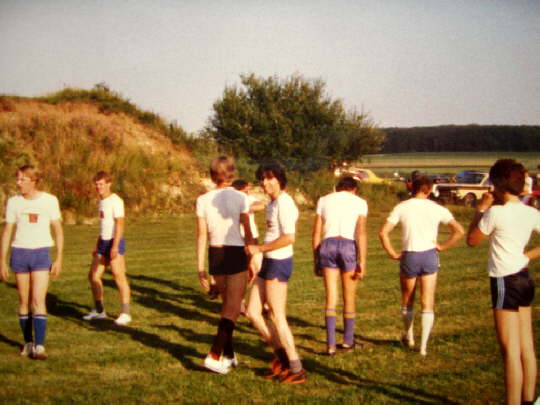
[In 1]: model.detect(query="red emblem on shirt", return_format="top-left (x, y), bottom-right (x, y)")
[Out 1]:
top-left (100, 210), bottom-right (104, 219)
top-left (28, 213), bottom-right (39, 223)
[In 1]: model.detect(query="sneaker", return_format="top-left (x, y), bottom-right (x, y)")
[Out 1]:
top-left (222, 355), bottom-right (238, 369)
top-left (419, 348), bottom-right (427, 356)
top-left (326, 345), bottom-right (336, 356)
top-left (279, 369), bottom-right (307, 384)
top-left (83, 309), bottom-right (107, 321)
top-left (31, 344), bottom-right (48, 360)
top-left (204, 354), bottom-right (231, 375)
top-left (20, 342), bottom-right (33, 357)
top-left (337, 342), bottom-right (356, 351)
top-left (114, 313), bottom-right (132, 326)
top-left (263, 358), bottom-right (284, 379)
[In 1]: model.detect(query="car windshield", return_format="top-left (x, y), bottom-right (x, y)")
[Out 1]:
top-left (456, 172), bottom-right (486, 184)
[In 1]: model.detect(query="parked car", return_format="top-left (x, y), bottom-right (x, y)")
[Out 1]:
top-left (334, 167), bottom-right (387, 184)
top-left (432, 171), bottom-right (492, 207)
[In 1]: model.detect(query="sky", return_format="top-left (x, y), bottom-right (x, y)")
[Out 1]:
top-left (1, 0), bottom-right (539, 133)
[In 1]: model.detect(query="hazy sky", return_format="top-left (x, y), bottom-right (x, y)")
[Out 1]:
top-left (1, 0), bottom-right (539, 133)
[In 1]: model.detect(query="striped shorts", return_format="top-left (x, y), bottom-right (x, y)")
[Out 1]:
top-left (490, 269), bottom-right (535, 310)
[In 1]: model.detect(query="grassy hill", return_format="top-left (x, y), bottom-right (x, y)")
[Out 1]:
top-left (0, 89), bottom-right (205, 222)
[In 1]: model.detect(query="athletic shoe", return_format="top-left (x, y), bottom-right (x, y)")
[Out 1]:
top-left (419, 348), bottom-right (427, 356)
top-left (83, 310), bottom-right (107, 321)
top-left (326, 346), bottom-right (336, 356)
top-left (114, 313), bottom-right (132, 326)
top-left (337, 342), bottom-right (356, 351)
top-left (20, 342), bottom-right (33, 357)
top-left (223, 355), bottom-right (238, 368)
top-left (263, 358), bottom-right (284, 379)
top-left (279, 369), bottom-right (307, 384)
top-left (204, 354), bottom-right (231, 375)
top-left (401, 334), bottom-right (415, 348)
top-left (31, 344), bottom-right (48, 360)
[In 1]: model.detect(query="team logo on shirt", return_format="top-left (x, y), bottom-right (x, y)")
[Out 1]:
top-left (100, 210), bottom-right (104, 219)
top-left (28, 213), bottom-right (39, 223)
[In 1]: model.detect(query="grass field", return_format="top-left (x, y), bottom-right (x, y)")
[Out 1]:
top-left (0, 206), bottom-right (539, 404)
top-left (360, 152), bottom-right (540, 177)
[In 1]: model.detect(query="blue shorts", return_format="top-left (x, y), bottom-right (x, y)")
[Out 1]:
top-left (97, 238), bottom-right (126, 258)
top-left (491, 269), bottom-right (535, 310)
top-left (400, 248), bottom-right (439, 278)
top-left (258, 257), bottom-right (293, 282)
top-left (10, 247), bottom-right (51, 273)
top-left (318, 237), bottom-right (357, 272)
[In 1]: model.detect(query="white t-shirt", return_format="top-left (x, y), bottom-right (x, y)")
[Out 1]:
top-left (478, 201), bottom-right (540, 277)
top-left (99, 193), bottom-right (124, 240)
top-left (387, 198), bottom-right (454, 252)
top-left (316, 191), bottom-right (368, 240)
top-left (264, 192), bottom-right (299, 260)
top-left (196, 187), bottom-right (250, 246)
top-left (5, 192), bottom-right (61, 249)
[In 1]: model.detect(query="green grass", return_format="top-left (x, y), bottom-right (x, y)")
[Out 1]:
top-left (360, 152), bottom-right (540, 177)
top-left (0, 209), bottom-right (539, 404)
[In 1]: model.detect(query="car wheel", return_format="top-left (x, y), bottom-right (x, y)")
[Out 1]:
top-left (463, 193), bottom-right (476, 207)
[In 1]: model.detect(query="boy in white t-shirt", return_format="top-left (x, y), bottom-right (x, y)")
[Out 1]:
top-left (468, 159), bottom-right (540, 405)
top-left (379, 176), bottom-right (464, 356)
top-left (83, 171), bottom-right (132, 326)
top-left (312, 176), bottom-right (367, 355)
top-left (245, 162), bottom-right (305, 384)
top-left (0, 165), bottom-right (64, 360)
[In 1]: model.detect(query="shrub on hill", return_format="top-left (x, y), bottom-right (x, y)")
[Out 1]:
top-left (0, 95), bottom-right (203, 221)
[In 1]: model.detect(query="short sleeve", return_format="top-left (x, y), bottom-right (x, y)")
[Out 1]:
top-left (278, 196), bottom-right (298, 235)
top-left (315, 197), bottom-right (323, 216)
top-left (534, 210), bottom-right (540, 233)
top-left (195, 195), bottom-right (205, 218)
top-left (478, 209), bottom-right (495, 236)
top-left (112, 196), bottom-right (124, 218)
top-left (439, 206), bottom-right (454, 225)
top-left (49, 196), bottom-right (62, 221)
top-left (386, 204), bottom-right (401, 225)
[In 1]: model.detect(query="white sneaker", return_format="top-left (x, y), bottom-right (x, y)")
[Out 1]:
top-left (401, 333), bottom-right (415, 348)
top-left (222, 355), bottom-right (238, 369)
top-left (204, 354), bottom-right (231, 375)
top-left (114, 313), bottom-right (132, 326)
top-left (32, 344), bottom-right (48, 360)
top-left (20, 342), bottom-right (33, 357)
top-left (83, 310), bottom-right (107, 321)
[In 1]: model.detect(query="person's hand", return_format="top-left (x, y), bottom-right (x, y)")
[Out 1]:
top-left (390, 251), bottom-right (402, 260)
top-left (198, 270), bottom-right (210, 292)
top-left (50, 260), bottom-right (62, 280)
top-left (478, 192), bottom-right (495, 212)
top-left (245, 244), bottom-right (260, 256)
top-left (352, 265), bottom-right (365, 280)
top-left (110, 246), bottom-right (119, 261)
top-left (0, 263), bottom-right (9, 281)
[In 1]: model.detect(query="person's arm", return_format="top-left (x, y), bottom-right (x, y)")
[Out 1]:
top-left (354, 215), bottom-right (367, 279)
top-left (246, 234), bottom-right (295, 256)
top-left (240, 212), bottom-right (254, 246)
top-left (196, 216), bottom-right (209, 292)
top-left (50, 219), bottom-right (63, 280)
top-left (0, 223), bottom-right (14, 281)
top-left (250, 200), bottom-right (265, 212)
top-left (312, 214), bottom-right (323, 252)
top-left (110, 217), bottom-right (124, 260)
top-left (467, 192), bottom-right (494, 247)
top-left (379, 220), bottom-right (401, 260)
top-left (437, 219), bottom-right (464, 252)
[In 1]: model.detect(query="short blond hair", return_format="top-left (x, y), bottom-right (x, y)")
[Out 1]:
top-left (210, 156), bottom-right (235, 185)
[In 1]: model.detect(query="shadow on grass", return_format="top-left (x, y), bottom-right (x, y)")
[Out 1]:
top-left (0, 333), bottom-right (21, 349)
top-left (301, 356), bottom-right (459, 405)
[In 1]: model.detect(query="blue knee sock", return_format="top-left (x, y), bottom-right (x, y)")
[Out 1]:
top-left (343, 312), bottom-right (356, 346)
top-left (18, 313), bottom-right (33, 343)
top-left (33, 314), bottom-right (47, 346)
top-left (325, 309), bottom-right (337, 347)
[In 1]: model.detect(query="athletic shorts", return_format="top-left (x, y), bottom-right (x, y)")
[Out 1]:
top-left (400, 248), bottom-right (439, 278)
top-left (258, 257), bottom-right (293, 282)
top-left (208, 246), bottom-right (247, 276)
top-left (97, 238), bottom-right (126, 258)
top-left (491, 269), bottom-right (535, 310)
top-left (318, 237), bottom-right (357, 272)
top-left (10, 247), bottom-right (51, 273)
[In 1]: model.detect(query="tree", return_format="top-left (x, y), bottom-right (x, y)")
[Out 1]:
top-left (208, 73), bottom-right (384, 171)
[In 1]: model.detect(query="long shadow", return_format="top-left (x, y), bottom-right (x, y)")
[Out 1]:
top-left (0, 333), bottom-right (21, 349)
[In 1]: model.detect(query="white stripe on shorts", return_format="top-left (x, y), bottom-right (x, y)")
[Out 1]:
top-left (496, 277), bottom-right (505, 309)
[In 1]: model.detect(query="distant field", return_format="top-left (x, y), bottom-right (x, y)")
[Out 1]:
top-left (360, 152), bottom-right (540, 177)
top-left (1, 210), bottom-right (539, 404)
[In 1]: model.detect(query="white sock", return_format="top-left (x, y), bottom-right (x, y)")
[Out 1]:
top-left (401, 306), bottom-right (414, 343)
top-left (420, 311), bottom-right (435, 355)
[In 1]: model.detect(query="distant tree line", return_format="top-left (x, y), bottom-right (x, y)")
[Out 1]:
top-left (381, 125), bottom-right (540, 153)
